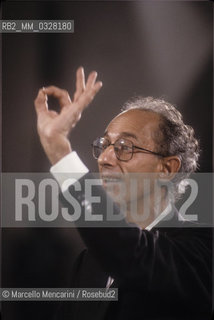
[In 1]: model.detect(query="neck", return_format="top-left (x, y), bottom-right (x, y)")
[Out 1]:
top-left (125, 190), bottom-right (169, 229)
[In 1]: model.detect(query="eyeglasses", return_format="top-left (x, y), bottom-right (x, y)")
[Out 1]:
top-left (92, 137), bottom-right (165, 162)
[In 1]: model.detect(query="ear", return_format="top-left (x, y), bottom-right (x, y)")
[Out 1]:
top-left (159, 156), bottom-right (181, 179)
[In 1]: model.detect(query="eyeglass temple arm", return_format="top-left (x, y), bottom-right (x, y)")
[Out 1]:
top-left (133, 146), bottom-right (164, 157)
top-left (92, 141), bottom-right (164, 157)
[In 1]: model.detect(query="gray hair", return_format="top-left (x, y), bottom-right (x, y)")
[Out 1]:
top-left (122, 96), bottom-right (200, 200)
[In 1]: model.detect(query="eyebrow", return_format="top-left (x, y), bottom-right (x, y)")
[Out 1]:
top-left (104, 131), bottom-right (139, 141)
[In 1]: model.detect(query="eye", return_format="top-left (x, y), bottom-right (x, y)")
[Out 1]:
top-left (121, 144), bottom-right (132, 153)
top-left (116, 139), bottom-right (132, 153)
top-left (100, 138), bottom-right (110, 150)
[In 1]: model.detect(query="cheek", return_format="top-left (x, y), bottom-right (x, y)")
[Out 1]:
top-left (124, 157), bottom-right (160, 173)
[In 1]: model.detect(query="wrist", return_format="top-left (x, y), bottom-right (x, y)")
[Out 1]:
top-left (40, 135), bottom-right (72, 165)
top-left (48, 146), bottom-right (72, 165)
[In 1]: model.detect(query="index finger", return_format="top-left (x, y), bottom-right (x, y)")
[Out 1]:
top-left (34, 88), bottom-right (48, 115)
top-left (43, 86), bottom-right (71, 108)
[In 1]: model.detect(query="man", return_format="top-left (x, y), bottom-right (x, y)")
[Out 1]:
top-left (34, 67), bottom-right (212, 319)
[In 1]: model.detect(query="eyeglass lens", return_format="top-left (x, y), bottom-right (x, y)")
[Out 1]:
top-left (92, 138), bottom-right (133, 161)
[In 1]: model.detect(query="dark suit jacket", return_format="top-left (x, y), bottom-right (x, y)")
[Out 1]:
top-left (57, 173), bottom-right (213, 320)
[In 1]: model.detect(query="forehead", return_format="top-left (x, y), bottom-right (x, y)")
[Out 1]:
top-left (105, 109), bottom-right (161, 143)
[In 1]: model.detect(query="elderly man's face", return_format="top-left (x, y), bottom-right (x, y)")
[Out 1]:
top-left (97, 109), bottom-right (164, 206)
top-left (98, 109), bottom-right (163, 176)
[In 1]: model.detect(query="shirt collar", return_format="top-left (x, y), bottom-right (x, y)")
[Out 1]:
top-left (145, 202), bottom-right (172, 231)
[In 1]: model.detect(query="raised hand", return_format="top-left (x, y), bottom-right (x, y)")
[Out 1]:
top-left (34, 67), bottom-right (102, 164)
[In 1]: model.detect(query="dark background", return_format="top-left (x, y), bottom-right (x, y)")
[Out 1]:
top-left (2, 0), bottom-right (213, 173)
top-left (1, 1), bottom-right (213, 319)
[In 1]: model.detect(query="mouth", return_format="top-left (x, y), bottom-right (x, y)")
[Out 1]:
top-left (102, 177), bottom-right (122, 183)
top-left (102, 179), bottom-right (122, 187)
top-left (101, 174), bottom-right (123, 186)
top-left (101, 175), bottom-right (126, 202)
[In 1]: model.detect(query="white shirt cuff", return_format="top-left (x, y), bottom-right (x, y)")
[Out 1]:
top-left (50, 151), bottom-right (89, 192)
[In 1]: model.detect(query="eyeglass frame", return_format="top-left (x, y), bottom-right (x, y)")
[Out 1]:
top-left (91, 137), bottom-right (165, 162)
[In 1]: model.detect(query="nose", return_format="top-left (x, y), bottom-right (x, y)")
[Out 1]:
top-left (97, 145), bottom-right (118, 167)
